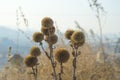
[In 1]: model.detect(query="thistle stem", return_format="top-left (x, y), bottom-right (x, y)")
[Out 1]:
top-left (72, 47), bottom-right (78, 80)
top-left (59, 62), bottom-right (63, 80)
top-left (40, 41), bottom-right (57, 80)
top-left (48, 30), bottom-right (57, 80)
top-left (49, 44), bottom-right (57, 80)
top-left (32, 67), bottom-right (37, 80)
top-left (40, 42), bottom-right (50, 59)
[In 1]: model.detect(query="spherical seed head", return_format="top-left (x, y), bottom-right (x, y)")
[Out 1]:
top-left (33, 32), bottom-right (44, 42)
top-left (44, 34), bottom-right (58, 44)
top-left (30, 46), bottom-right (41, 57)
top-left (24, 55), bottom-right (38, 67)
top-left (55, 48), bottom-right (70, 63)
top-left (71, 31), bottom-right (85, 43)
top-left (41, 26), bottom-right (55, 35)
top-left (41, 17), bottom-right (53, 28)
top-left (65, 29), bottom-right (74, 40)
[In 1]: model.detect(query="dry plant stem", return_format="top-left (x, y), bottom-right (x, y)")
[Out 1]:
top-left (88, 0), bottom-right (105, 62)
top-left (96, 14), bottom-right (105, 62)
top-left (39, 29), bottom-right (57, 79)
top-left (48, 29), bottom-right (57, 80)
top-left (35, 64), bottom-right (38, 78)
top-left (32, 67), bottom-right (37, 80)
top-left (40, 42), bottom-right (57, 80)
top-left (59, 62), bottom-right (63, 80)
top-left (49, 43), bottom-right (57, 80)
top-left (72, 46), bottom-right (78, 80)
top-left (40, 42), bottom-right (50, 59)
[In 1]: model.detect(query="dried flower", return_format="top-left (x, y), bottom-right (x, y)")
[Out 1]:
top-left (71, 39), bottom-right (85, 47)
top-left (33, 32), bottom-right (44, 42)
top-left (71, 31), bottom-right (85, 43)
top-left (41, 26), bottom-right (55, 35)
top-left (41, 17), bottom-right (53, 28)
top-left (55, 48), bottom-right (70, 63)
top-left (30, 46), bottom-right (41, 57)
top-left (24, 55), bottom-right (38, 67)
top-left (65, 29), bottom-right (74, 40)
top-left (44, 34), bottom-right (58, 44)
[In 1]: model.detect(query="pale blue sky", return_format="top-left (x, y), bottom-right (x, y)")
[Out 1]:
top-left (0, 0), bottom-right (120, 34)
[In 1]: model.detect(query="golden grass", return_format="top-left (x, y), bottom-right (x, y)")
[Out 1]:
top-left (0, 44), bottom-right (120, 80)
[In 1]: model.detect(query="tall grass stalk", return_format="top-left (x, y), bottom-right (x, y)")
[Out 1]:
top-left (88, 0), bottom-right (106, 62)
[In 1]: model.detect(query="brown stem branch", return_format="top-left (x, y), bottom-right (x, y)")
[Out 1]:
top-left (59, 62), bottom-right (63, 80)
top-left (47, 30), bottom-right (57, 80)
top-left (49, 44), bottom-right (57, 80)
top-left (39, 42), bottom-right (57, 80)
top-left (72, 47), bottom-right (78, 80)
top-left (32, 67), bottom-right (37, 80)
top-left (40, 42), bottom-right (50, 59)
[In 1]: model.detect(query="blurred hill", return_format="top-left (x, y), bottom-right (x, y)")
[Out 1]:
top-left (0, 26), bottom-right (119, 68)
top-left (0, 26), bottom-right (35, 67)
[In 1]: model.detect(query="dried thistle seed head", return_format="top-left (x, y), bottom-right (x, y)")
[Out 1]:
top-left (71, 38), bottom-right (85, 47)
top-left (44, 34), bottom-right (58, 44)
top-left (55, 48), bottom-right (70, 63)
top-left (41, 17), bottom-right (53, 28)
top-left (71, 31), bottom-right (85, 43)
top-left (24, 55), bottom-right (38, 67)
top-left (41, 26), bottom-right (55, 35)
top-left (33, 32), bottom-right (44, 42)
top-left (65, 29), bottom-right (74, 40)
top-left (30, 46), bottom-right (41, 57)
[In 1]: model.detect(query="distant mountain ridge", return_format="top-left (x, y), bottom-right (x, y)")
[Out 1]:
top-left (0, 26), bottom-right (36, 67)
top-left (0, 26), bottom-right (119, 54)
top-left (0, 26), bottom-right (119, 68)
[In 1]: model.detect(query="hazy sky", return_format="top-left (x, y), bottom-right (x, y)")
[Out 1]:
top-left (0, 0), bottom-right (120, 34)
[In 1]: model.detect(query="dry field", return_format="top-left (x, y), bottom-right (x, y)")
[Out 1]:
top-left (0, 17), bottom-right (120, 80)
top-left (0, 43), bottom-right (120, 80)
